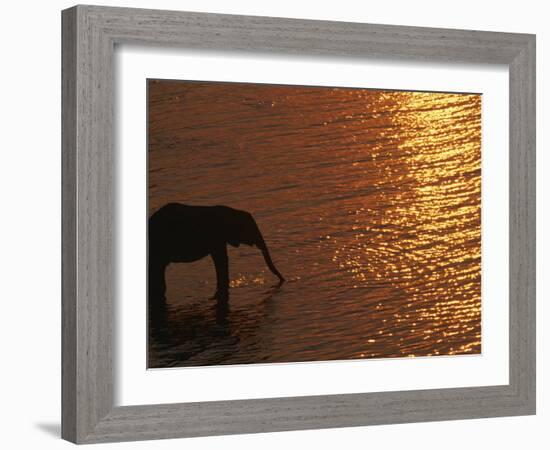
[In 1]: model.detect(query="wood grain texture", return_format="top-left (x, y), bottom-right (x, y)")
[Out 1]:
top-left (62, 5), bottom-right (114, 442)
top-left (61, 7), bottom-right (77, 443)
top-left (61, 4), bottom-right (536, 444)
top-left (508, 37), bottom-right (536, 408)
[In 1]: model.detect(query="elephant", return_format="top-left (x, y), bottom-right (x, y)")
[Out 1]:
top-left (148, 203), bottom-right (285, 303)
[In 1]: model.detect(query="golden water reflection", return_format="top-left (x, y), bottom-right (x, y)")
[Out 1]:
top-left (148, 81), bottom-right (481, 367)
top-left (331, 92), bottom-right (481, 358)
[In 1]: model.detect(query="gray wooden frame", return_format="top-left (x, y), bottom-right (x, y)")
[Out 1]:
top-left (61, 4), bottom-right (536, 444)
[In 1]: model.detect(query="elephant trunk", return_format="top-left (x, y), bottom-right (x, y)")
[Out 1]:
top-left (256, 234), bottom-right (285, 283)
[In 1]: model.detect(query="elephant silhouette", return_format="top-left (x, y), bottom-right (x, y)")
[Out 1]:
top-left (148, 203), bottom-right (285, 303)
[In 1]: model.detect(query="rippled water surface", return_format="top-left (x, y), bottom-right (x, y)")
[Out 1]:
top-left (147, 80), bottom-right (481, 368)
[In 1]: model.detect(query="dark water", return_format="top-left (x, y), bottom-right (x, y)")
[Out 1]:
top-left (147, 80), bottom-right (481, 368)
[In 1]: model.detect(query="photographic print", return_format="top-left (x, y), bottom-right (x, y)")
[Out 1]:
top-left (147, 79), bottom-right (481, 369)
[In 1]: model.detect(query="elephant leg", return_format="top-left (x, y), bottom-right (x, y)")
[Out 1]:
top-left (211, 244), bottom-right (229, 301)
top-left (148, 258), bottom-right (168, 305)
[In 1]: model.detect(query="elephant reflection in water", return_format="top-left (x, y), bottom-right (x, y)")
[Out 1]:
top-left (148, 203), bottom-right (285, 304)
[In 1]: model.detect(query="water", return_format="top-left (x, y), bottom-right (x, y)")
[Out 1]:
top-left (147, 80), bottom-right (481, 368)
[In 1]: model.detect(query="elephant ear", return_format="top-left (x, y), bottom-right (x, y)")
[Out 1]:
top-left (227, 235), bottom-right (241, 248)
top-left (224, 209), bottom-right (258, 248)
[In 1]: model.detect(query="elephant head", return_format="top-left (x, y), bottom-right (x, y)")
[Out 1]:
top-left (224, 208), bottom-right (285, 283)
